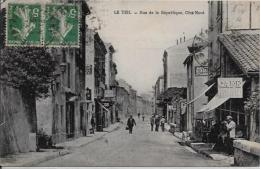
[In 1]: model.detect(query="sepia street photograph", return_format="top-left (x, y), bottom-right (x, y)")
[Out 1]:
top-left (0, 0), bottom-right (259, 167)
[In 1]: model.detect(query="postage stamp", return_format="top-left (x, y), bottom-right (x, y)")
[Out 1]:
top-left (44, 4), bottom-right (80, 47)
top-left (6, 3), bottom-right (42, 47)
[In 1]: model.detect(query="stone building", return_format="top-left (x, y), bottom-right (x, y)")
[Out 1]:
top-left (117, 79), bottom-right (137, 116)
top-left (103, 43), bottom-right (117, 125)
top-left (93, 33), bottom-right (108, 131)
top-left (36, 0), bottom-right (90, 144)
top-left (154, 76), bottom-right (165, 117)
top-left (160, 87), bottom-right (187, 132)
top-left (206, 1), bottom-right (260, 166)
top-left (205, 0), bottom-right (260, 140)
top-left (115, 86), bottom-right (130, 121)
top-left (85, 28), bottom-right (96, 135)
top-left (183, 30), bottom-right (209, 139)
top-left (162, 36), bottom-right (191, 126)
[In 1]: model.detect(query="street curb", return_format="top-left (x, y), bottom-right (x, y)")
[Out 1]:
top-left (67, 123), bottom-right (122, 151)
top-left (192, 148), bottom-right (213, 159)
top-left (2, 123), bottom-right (122, 167)
top-left (17, 150), bottom-right (70, 167)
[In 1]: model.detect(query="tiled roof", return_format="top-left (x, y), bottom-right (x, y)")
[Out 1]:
top-left (218, 33), bottom-right (260, 73)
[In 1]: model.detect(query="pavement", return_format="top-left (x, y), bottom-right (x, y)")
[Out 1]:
top-left (55, 122), bottom-right (122, 150)
top-left (0, 122), bottom-right (122, 167)
top-left (164, 123), bottom-right (234, 165)
top-left (0, 119), bottom-right (234, 167)
top-left (36, 118), bottom-right (232, 167)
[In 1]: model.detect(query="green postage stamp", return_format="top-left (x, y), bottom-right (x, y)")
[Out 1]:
top-left (6, 3), bottom-right (80, 47)
top-left (44, 4), bottom-right (80, 47)
top-left (6, 3), bottom-right (42, 46)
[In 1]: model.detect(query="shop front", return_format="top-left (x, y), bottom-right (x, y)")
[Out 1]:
top-left (198, 77), bottom-right (247, 144)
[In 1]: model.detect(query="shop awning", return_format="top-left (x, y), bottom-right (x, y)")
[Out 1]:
top-left (198, 95), bottom-right (229, 112)
top-left (187, 83), bottom-right (215, 105)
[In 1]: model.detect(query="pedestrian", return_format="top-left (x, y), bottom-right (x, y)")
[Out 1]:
top-left (160, 116), bottom-right (166, 132)
top-left (150, 115), bottom-right (155, 131)
top-left (138, 113), bottom-right (140, 119)
top-left (91, 115), bottom-right (96, 134)
top-left (127, 115), bottom-right (136, 134)
top-left (155, 115), bottom-right (160, 132)
top-left (215, 120), bottom-right (227, 151)
top-left (142, 114), bottom-right (145, 121)
top-left (225, 115), bottom-right (236, 155)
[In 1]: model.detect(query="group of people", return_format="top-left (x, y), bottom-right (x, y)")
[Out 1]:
top-left (138, 113), bottom-right (145, 121)
top-left (126, 114), bottom-right (166, 134)
top-left (208, 115), bottom-right (236, 155)
top-left (150, 115), bottom-right (165, 132)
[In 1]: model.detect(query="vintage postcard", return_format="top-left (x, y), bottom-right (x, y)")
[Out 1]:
top-left (0, 0), bottom-right (259, 167)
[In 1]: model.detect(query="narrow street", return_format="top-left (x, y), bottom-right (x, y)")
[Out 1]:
top-left (37, 118), bottom-right (230, 167)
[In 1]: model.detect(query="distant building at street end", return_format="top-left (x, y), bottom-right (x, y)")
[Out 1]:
top-left (163, 37), bottom-right (193, 89)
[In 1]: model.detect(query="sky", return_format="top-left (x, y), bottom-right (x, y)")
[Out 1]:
top-left (87, 0), bottom-right (208, 94)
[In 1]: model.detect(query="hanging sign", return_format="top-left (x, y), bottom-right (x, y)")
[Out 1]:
top-left (218, 78), bottom-right (243, 98)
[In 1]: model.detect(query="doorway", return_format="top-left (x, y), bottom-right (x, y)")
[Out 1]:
top-left (66, 102), bottom-right (75, 138)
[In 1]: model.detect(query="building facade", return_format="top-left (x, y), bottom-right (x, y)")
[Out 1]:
top-left (205, 1), bottom-right (260, 141)
top-left (36, 0), bottom-right (90, 144)
top-left (115, 86), bottom-right (130, 121)
top-left (93, 33), bottom-right (107, 131)
top-left (183, 30), bottom-right (209, 139)
top-left (162, 37), bottom-right (191, 126)
top-left (154, 76), bottom-right (165, 117)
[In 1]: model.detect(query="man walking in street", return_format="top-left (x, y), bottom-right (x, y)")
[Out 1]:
top-left (150, 115), bottom-right (155, 131)
top-left (160, 116), bottom-right (166, 132)
top-left (155, 115), bottom-right (160, 132)
top-left (127, 115), bottom-right (136, 134)
top-left (142, 114), bottom-right (145, 121)
top-left (226, 115), bottom-right (236, 155)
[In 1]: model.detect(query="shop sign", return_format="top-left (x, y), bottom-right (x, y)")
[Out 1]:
top-left (104, 90), bottom-right (115, 98)
top-left (194, 50), bottom-right (208, 66)
top-left (195, 66), bottom-right (208, 76)
top-left (218, 78), bottom-right (243, 98)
